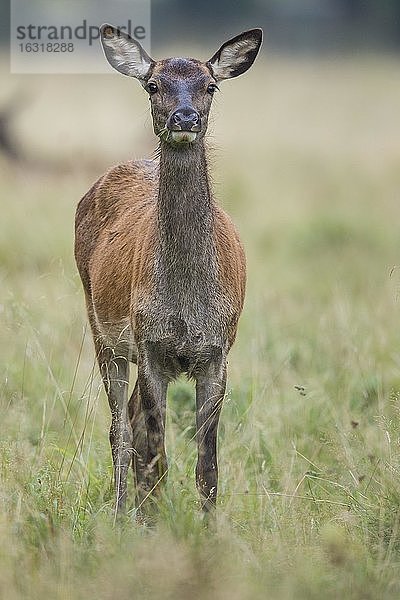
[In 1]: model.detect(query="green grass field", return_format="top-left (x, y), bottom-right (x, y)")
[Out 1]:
top-left (2, 54), bottom-right (400, 598)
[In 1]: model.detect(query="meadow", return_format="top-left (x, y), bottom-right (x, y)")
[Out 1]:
top-left (1, 52), bottom-right (400, 598)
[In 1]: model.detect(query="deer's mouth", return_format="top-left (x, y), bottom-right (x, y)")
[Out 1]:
top-left (170, 131), bottom-right (197, 144)
top-left (157, 128), bottom-right (198, 145)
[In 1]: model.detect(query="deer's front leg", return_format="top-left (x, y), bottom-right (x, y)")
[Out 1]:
top-left (137, 343), bottom-right (168, 501)
top-left (195, 354), bottom-right (227, 513)
top-left (98, 348), bottom-right (132, 513)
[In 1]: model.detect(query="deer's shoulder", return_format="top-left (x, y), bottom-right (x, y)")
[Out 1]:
top-left (76, 159), bottom-right (158, 228)
top-left (94, 159), bottom-right (158, 223)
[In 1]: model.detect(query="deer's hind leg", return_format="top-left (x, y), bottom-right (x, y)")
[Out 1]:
top-left (94, 336), bottom-right (132, 514)
top-left (128, 379), bottom-right (149, 507)
top-left (84, 294), bottom-right (133, 513)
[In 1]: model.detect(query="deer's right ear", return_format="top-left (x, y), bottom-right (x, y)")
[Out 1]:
top-left (100, 24), bottom-right (154, 81)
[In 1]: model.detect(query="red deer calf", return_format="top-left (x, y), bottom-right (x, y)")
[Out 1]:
top-left (75, 26), bottom-right (262, 514)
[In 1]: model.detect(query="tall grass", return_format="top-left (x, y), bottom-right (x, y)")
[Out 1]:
top-left (1, 54), bottom-right (400, 598)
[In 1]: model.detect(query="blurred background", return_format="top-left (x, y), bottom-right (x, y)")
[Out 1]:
top-left (153, 0), bottom-right (400, 51)
top-left (1, 0), bottom-right (400, 167)
top-left (2, 0), bottom-right (400, 50)
top-left (1, 0), bottom-right (400, 166)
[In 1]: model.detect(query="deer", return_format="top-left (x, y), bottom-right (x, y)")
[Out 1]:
top-left (74, 24), bottom-right (262, 517)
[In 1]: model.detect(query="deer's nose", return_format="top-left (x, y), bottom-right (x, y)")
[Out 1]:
top-left (167, 108), bottom-right (201, 132)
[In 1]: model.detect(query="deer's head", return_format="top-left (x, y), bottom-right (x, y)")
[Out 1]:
top-left (100, 26), bottom-right (262, 147)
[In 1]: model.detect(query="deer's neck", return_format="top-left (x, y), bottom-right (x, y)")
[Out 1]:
top-left (156, 141), bottom-right (217, 301)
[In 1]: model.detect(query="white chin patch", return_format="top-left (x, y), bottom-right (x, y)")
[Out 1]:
top-left (170, 131), bottom-right (197, 143)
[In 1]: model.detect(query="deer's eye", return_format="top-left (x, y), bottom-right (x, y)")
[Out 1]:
top-left (207, 83), bottom-right (219, 95)
top-left (147, 82), bottom-right (158, 95)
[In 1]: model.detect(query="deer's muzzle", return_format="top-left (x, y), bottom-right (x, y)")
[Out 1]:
top-left (167, 108), bottom-right (201, 133)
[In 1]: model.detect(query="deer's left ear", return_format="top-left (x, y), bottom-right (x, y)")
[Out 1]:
top-left (207, 29), bottom-right (263, 82)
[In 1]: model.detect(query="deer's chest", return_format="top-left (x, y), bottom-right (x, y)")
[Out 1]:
top-left (136, 307), bottom-right (225, 378)
top-left (133, 224), bottom-right (229, 368)
top-left (138, 292), bottom-right (223, 343)
top-left (133, 286), bottom-right (229, 369)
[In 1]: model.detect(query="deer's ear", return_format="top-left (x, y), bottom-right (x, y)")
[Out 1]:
top-left (100, 24), bottom-right (154, 81)
top-left (207, 29), bottom-right (262, 82)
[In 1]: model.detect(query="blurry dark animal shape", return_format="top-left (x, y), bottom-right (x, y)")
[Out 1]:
top-left (0, 94), bottom-right (28, 163)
